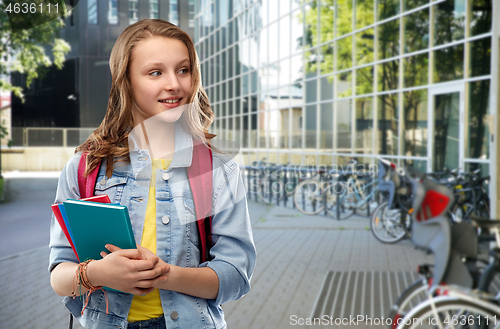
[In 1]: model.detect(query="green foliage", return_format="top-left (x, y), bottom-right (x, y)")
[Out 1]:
top-left (0, 3), bottom-right (71, 103)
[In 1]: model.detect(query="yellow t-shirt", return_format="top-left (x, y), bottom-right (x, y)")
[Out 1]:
top-left (127, 158), bottom-right (172, 322)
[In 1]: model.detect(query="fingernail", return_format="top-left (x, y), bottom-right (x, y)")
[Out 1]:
top-left (105, 244), bottom-right (110, 249)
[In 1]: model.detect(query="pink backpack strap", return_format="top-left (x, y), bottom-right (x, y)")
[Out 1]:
top-left (186, 139), bottom-right (213, 263)
top-left (78, 152), bottom-right (101, 199)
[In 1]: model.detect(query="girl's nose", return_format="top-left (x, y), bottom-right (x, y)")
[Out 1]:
top-left (164, 72), bottom-right (180, 92)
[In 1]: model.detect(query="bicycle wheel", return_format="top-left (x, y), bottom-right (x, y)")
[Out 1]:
top-left (259, 175), bottom-right (285, 204)
top-left (395, 297), bottom-right (500, 329)
top-left (370, 202), bottom-right (408, 244)
top-left (389, 279), bottom-right (429, 325)
top-left (294, 180), bottom-right (324, 215)
top-left (324, 184), bottom-right (355, 219)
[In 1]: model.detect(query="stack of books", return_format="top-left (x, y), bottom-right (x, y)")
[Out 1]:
top-left (51, 195), bottom-right (136, 263)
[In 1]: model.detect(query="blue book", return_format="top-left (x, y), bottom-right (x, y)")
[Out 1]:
top-left (62, 199), bottom-right (136, 293)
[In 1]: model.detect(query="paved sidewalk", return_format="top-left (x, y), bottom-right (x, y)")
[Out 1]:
top-left (0, 175), bottom-right (432, 329)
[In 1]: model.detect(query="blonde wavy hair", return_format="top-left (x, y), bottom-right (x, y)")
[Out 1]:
top-left (76, 19), bottom-right (216, 178)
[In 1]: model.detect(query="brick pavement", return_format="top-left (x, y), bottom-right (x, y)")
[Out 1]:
top-left (0, 198), bottom-right (432, 329)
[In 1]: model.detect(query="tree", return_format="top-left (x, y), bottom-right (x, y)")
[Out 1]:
top-left (0, 2), bottom-right (71, 176)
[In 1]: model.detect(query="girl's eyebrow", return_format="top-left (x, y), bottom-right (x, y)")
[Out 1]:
top-left (143, 58), bottom-right (190, 68)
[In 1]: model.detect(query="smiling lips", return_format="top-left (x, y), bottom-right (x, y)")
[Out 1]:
top-left (158, 97), bottom-right (182, 108)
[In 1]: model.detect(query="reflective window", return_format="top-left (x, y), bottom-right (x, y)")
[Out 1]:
top-left (292, 7), bottom-right (303, 55)
top-left (378, 19), bottom-right (399, 60)
top-left (355, 97), bottom-right (374, 154)
top-left (356, 66), bottom-right (374, 95)
top-left (320, 103), bottom-right (333, 151)
top-left (377, 93), bottom-right (399, 155)
top-left (170, 0), bottom-right (179, 25)
top-left (291, 107), bottom-right (302, 149)
top-left (356, 28), bottom-right (374, 65)
top-left (378, 59), bottom-right (399, 92)
top-left (404, 0), bottom-right (428, 11)
top-left (337, 36), bottom-right (352, 71)
top-left (108, 0), bottom-right (118, 24)
top-left (336, 71), bottom-right (352, 98)
top-left (355, 0), bottom-right (374, 29)
top-left (319, 42), bottom-right (334, 75)
top-left (470, 0), bottom-right (492, 36)
top-left (305, 79), bottom-right (317, 104)
top-left (433, 0), bottom-right (465, 46)
top-left (320, 76), bottom-right (334, 101)
top-left (378, 0), bottom-right (400, 21)
top-left (88, 0), bottom-right (98, 24)
top-left (279, 57), bottom-right (291, 87)
top-left (403, 9), bottom-right (429, 53)
top-left (149, 0), bottom-right (158, 19)
top-left (305, 105), bottom-right (317, 149)
top-left (433, 44), bottom-right (464, 83)
top-left (466, 80), bottom-right (490, 159)
top-left (279, 15), bottom-right (291, 59)
top-left (336, 0), bottom-right (353, 37)
top-left (290, 53), bottom-right (303, 85)
top-left (404, 53), bottom-right (428, 87)
top-left (269, 0), bottom-right (279, 23)
top-left (469, 37), bottom-right (491, 77)
top-left (268, 22), bottom-right (279, 63)
top-left (403, 90), bottom-right (427, 157)
top-left (189, 0), bottom-right (196, 28)
top-left (336, 100), bottom-right (352, 152)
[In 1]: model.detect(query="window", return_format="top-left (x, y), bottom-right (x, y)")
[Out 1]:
top-left (170, 0), bottom-right (179, 25)
top-left (108, 0), bottom-right (118, 25)
top-left (88, 0), bottom-right (98, 24)
top-left (189, 0), bottom-right (195, 28)
top-left (149, 0), bottom-right (158, 19)
top-left (129, 0), bottom-right (139, 25)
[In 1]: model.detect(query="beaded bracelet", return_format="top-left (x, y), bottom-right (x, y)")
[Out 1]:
top-left (72, 259), bottom-right (109, 315)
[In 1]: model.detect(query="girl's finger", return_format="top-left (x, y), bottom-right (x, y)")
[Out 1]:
top-left (100, 251), bottom-right (108, 258)
top-left (105, 244), bottom-right (121, 252)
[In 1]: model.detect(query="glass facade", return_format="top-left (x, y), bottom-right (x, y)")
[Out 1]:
top-left (194, 0), bottom-right (493, 171)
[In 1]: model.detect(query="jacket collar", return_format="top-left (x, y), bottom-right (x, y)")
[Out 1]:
top-left (128, 119), bottom-right (193, 173)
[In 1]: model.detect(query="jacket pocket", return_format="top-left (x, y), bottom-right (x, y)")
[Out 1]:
top-left (94, 175), bottom-right (128, 204)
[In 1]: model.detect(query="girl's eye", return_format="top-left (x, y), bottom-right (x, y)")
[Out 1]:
top-left (151, 71), bottom-right (161, 77)
top-left (178, 68), bottom-right (189, 75)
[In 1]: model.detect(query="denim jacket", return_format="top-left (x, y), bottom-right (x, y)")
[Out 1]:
top-left (48, 121), bottom-right (257, 329)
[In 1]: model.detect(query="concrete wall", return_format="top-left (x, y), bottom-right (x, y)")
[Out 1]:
top-left (1, 148), bottom-right (76, 172)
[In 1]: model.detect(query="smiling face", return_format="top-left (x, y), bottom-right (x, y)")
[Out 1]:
top-left (128, 36), bottom-right (192, 126)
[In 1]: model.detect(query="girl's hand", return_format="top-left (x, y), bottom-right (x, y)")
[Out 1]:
top-left (87, 245), bottom-right (169, 295)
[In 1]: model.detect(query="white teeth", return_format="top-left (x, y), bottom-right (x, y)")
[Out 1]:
top-left (159, 99), bottom-right (180, 103)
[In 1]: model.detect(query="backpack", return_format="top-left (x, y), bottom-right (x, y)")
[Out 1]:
top-left (77, 138), bottom-right (214, 263)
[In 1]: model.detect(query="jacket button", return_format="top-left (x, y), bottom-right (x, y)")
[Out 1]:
top-left (99, 179), bottom-right (106, 186)
top-left (162, 215), bottom-right (170, 225)
top-left (161, 172), bottom-right (170, 180)
top-left (170, 311), bottom-right (178, 320)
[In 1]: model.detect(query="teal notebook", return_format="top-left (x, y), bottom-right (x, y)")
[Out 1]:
top-left (63, 199), bottom-right (136, 293)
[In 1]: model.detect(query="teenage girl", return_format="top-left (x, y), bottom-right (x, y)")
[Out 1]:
top-left (49, 19), bottom-right (256, 329)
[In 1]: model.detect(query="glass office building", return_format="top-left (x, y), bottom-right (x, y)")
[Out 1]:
top-left (194, 0), bottom-right (497, 175)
